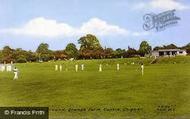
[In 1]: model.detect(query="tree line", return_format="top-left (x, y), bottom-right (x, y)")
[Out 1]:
top-left (0, 34), bottom-right (189, 63)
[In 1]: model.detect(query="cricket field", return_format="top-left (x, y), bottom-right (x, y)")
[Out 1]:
top-left (0, 56), bottom-right (190, 119)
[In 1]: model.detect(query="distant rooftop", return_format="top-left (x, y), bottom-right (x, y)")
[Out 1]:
top-left (156, 49), bottom-right (186, 52)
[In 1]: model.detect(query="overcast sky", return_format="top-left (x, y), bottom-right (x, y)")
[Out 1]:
top-left (0, 0), bottom-right (190, 51)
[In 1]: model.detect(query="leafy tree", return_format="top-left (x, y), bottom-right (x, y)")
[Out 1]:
top-left (79, 49), bottom-right (103, 59)
top-left (112, 48), bottom-right (125, 58)
top-left (138, 41), bottom-right (152, 56)
top-left (124, 46), bottom-right (138, 58)
top-left (78, 34), bottom-right (103, 59)
top-left (93, 49), bottom-right (104, 59)
top-left (78, 34), bottom-right (102, 51)
top-left (36, 43), bottom-right (49, 54)
top-left (54, 50), bottom-right (67, 60)
top-left (2, 46), bottom-right (14, 63)
top-left (103, 48), bottom-right (114, 58)
top-left (163, 44), bottom-right (178, 49)
top-left (36, 43), bottom-right (52, 61)
top-left (13, 48), bottom-right (28, 63)
top-left (16, 55), bottom-right (27, 63)
top-left (26, 50), bottom-right (38, 62)
top-left (153, 46), bottom-right (162, 51)
top-left (182, 43), bottom-right (190, 55)
top-left (153, 44), bottom-right (178, 50)
top-left (65, 43), bottom-right (79, 59)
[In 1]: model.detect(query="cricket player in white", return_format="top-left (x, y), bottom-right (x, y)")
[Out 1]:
top-left (99, 64), bottom-right (102, 72)
top-left (81, 64), bottom-right (84, 71)
top-left (141, 63), bottom-right (144, 76)
top-left (75, 64), bottom-right (78, 72)
top-left (59, 65), bottom-right (62, 71)
top-left (117, 64), bottom-right (120, 71)
top-left (55, 65), bottom-right (58, 71)
top-left (13, 67), bottom-right (19, 80)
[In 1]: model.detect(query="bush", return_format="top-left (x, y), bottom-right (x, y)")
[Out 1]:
top-left (16, 57), bottom-right (27, 63)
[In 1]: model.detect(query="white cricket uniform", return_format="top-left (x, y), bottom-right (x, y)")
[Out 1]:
top-left (99, 64), bottom-right (102, 72)
top-left (75, 65), bottom-right (78, 72)
top-left (141, 65), bottom-right (144, 75)
top-left (81, 64), bottom-right (84, 71)
top-left (13, 69), bottom-right (18, 80)
top-left (117, 64), bottom-right (120, 71)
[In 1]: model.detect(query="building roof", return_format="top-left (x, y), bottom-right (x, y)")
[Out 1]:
top-left (157, 49), bottom-right (186, 52)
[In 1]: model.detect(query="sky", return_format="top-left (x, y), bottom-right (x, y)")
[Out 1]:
top-left (0, 0), bottom-right (190, 51)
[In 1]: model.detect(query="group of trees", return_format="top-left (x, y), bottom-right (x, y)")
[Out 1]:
top-left (0, 34), bottom-right (189, 63)
top-left (78, 34), bottom-right (152, 59)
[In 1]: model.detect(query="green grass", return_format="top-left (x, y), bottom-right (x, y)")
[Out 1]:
top-left (0, 57), bottom-right (190, 118)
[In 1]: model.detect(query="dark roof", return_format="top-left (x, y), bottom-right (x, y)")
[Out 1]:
top-left (152, 49), bottom-right (186, 52)
top-left (158, 49), bottom-right (186, 52)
